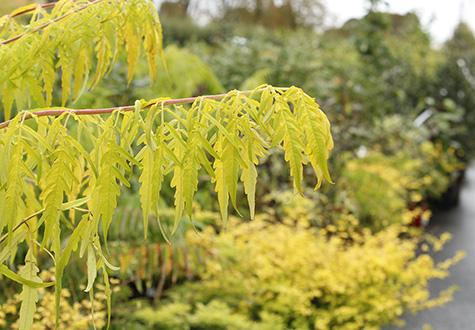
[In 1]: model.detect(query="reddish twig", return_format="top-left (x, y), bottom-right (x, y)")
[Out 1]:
top-left (0, 92), bottom-right (234, 129)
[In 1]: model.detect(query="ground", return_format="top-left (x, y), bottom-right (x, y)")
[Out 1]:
top-left (391, 165), bottom-right (475, 329)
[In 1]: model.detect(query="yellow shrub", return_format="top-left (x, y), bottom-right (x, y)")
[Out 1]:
top-left (417, 141), bottom-right (464, 198)
top-left (180, 220), bottom-right (463, 330)
top-left (339, 153), bottom-right (418, 229)
top-left (0, 270), bottom-right (115, 330)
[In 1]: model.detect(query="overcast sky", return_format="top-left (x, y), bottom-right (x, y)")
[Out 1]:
top-left (324, 0), bottom-right (475, 44)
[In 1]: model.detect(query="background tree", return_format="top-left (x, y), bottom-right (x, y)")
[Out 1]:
top-left (436, 22), bottom-right (475, 156)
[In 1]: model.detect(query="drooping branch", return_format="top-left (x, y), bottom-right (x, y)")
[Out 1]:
top-left (1, 0), bottom-right (165, 119)
top-left (1, 0), bottom-right (104, 46)
top-left (0, 90), bottom-right (265, 129)
top-left (0, 85), bottom-right (333, 328)
top-left (10, 2), bottom-right (57, 18)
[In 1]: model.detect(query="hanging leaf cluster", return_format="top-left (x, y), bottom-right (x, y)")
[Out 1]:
top-left (0, 85), bottom-right (333, 328)
top-left (0, 1), bottom-right (334, 328)
top-left (0, 0), bottom-right (163, 119)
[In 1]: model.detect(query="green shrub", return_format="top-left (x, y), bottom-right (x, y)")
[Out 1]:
top-left (133, 301), bottom-right (272, 330)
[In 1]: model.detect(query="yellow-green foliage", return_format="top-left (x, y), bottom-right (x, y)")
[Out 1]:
top-left (136, 45), bottom-right (225, 99)
top-left (339, 152), bottom-right (421, 229)
top-left (176, 218), bottom-right (463, 330)
top-left (339, 145), bottom-right (463, 230)
top-left (134, 301), bottom-right (263, 330)
top-left (0, 0), bottom-right (163, 118)
top-left (0, 85), bottom-right (333, 327)
top-left (0, 269), bottom-right (116, 329)
top-left (240, 69), bottom-right (271, 91)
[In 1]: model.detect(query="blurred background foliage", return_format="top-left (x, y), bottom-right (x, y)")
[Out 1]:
top-left (1, 0), bottom-right (475, 329)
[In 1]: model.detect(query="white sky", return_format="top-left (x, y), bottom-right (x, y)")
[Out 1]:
top-left (324, 0), bottom-right (475, 44)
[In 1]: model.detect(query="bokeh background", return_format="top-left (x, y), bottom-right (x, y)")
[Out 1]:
top-left (1, 1), bottom-right (475, 329)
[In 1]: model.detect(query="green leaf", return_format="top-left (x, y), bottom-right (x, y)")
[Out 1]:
top-left (4, 142), bottom-right (24, 240)
top-left (139, 145), bottom-right (164, 237)
top-left (18, 251), bottom-right (41, 330)
top-left (280, 108), bottom-right (305, 193)
top-left (241, 159), bottom-right (257, 219)
top-left (0, 264), bottom-right (53, 288)
top-left (85, 243), bottom-right (97, 292)
top-left (213, 138), bottom-right (229, 223)
top-left (55, 216), bottom-right (89, 325)
top-left (61, 197), bottom-right (90, 211)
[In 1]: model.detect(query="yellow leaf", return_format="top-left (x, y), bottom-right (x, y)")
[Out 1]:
top-left (85, 244), bottom-right (97, 292)
top-left (18, 251), bottom-right (41, 330)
